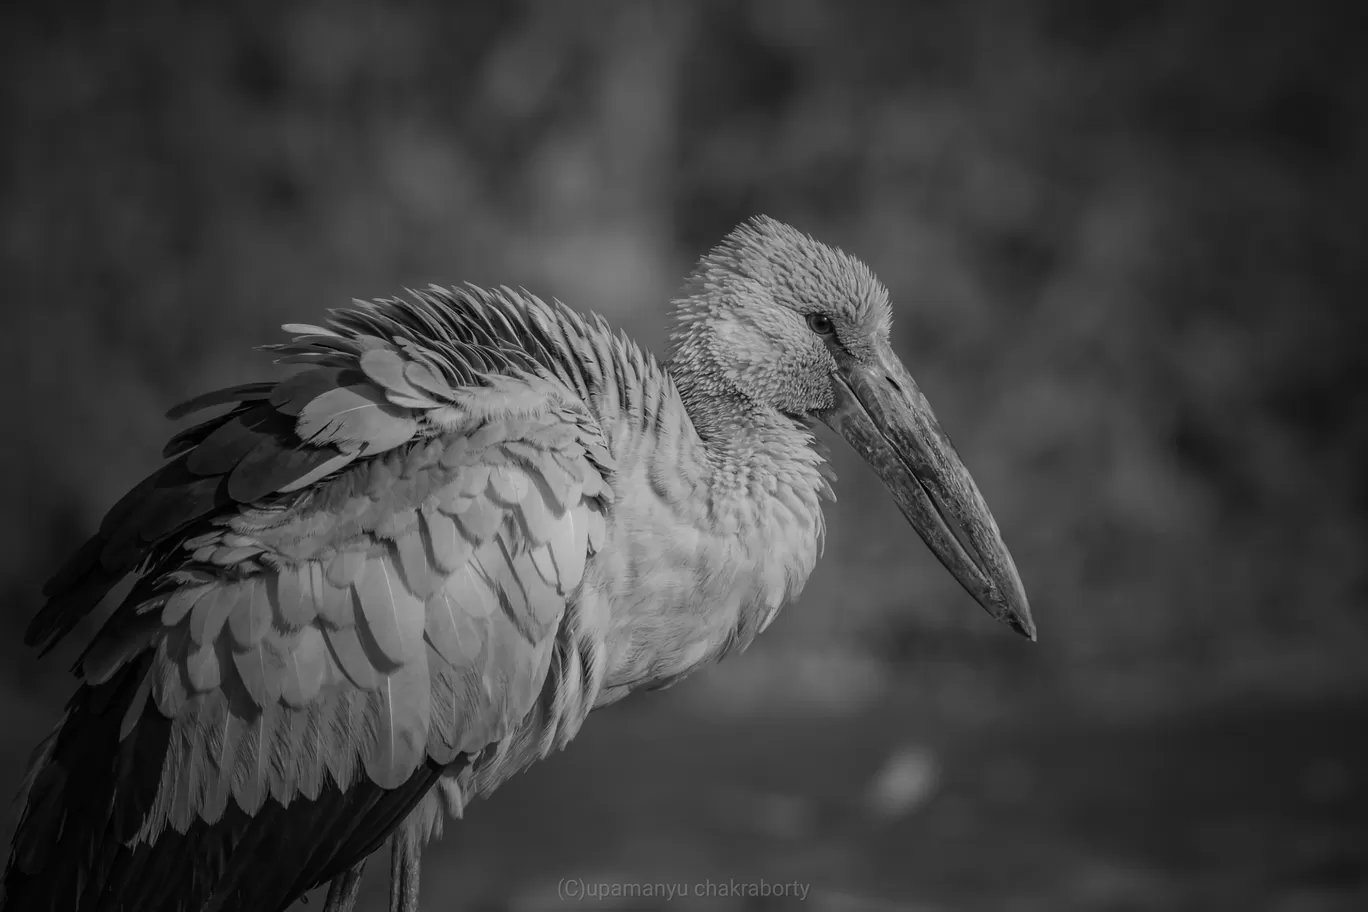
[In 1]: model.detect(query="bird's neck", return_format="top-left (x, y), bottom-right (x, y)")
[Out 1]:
top-left (665, 344), bottom-right (831, 536)
top-left (655, 352), bottom-right (829, 659)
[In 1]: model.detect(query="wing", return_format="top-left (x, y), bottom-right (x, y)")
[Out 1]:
top-left (4, 292), bottom-right (614, 912)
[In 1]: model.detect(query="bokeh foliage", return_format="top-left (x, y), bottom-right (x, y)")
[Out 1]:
top-left (2, 0), bottom-right (1364, 711)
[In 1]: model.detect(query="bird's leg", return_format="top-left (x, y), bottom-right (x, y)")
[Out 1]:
top-left (388, 824), bottom-right (421, 912)
top-left (322, 859), bottom-right (367, 912)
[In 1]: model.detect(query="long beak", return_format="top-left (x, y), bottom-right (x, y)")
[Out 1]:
top-left (821, 343), bottom-right (1036, 640)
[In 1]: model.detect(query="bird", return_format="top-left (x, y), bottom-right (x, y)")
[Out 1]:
top-left (2, 215), bottom-right (1034, 912)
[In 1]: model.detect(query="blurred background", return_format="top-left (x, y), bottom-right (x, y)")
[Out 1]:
top-left (2, 1), bottom-right (1365, 909)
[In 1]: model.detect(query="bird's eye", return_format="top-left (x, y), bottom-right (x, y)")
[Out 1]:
top-left (806, 313), bottom-right (835, 336)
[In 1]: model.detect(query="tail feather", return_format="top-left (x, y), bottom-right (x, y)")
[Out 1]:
top-left (7, 721), bottom-right (64, 877)
top-left (2, 655), bottom-right (456, 912)
top-left (26, 537), bottom-right (125, 656)
top-left (2, 653), bottom-right (163, 912)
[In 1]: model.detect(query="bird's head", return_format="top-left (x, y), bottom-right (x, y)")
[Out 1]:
top-left (671, 216), bottom-right (1035, 640)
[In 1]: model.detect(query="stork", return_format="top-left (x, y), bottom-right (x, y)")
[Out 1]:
top-left (2, 216), bottom-right (1033, 912)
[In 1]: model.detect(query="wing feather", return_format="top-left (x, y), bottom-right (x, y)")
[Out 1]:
top-left (185, 410), bottom-right (276, 477)
top-left (270, 367), bottom-right (357, 416)
top-left (166, 382), bottom-right (276, 421)
top-left (205, 694), bottom-right (245, 825)
top-left (453, 496), bottom-right (502, 540)
top-left (161, 585), bottom-right (207, 627)
top-left (393, 520), bottom-right (439, 600)
top-left (547, 506), bottom-right (588, 591)
top-left (185, 639), bottom-right (221, 692)
top-left (517, 479), bottom-right (559, 544)
top-left (14, 288), bottom-right (618, 910)
top-left (230, 631), bottom-right (288, 707)
top-left (322, 689), bottom-right (364, 788)
top-left (291, 702), bottom-right (327, 801)
top-left (422, 508), bottom-right (470, 574)
top-left (266, 705), bottom-right (299, 807)
top-left (324, 549), bottom-right (367, 589)
top-left (297, 385), bottom-right (417, 453)
top-left (81, 616), bottom-right (158, 686)
top-left (487, 465), bottom-right (532, 505)
top-left (360, 348), bottom-right (442, 409)
top-left (363, 648), bottom-right (431, 789)
top-left (226, 577), bottom-right (271, 648)
top-left (189, 586), bottom-right (235, 647)
top-left (403, 359), bottom-right (456, 400)
top-left (313, 569), bottom-right (357, 627)
top-left (269, 566), bottom-right (316, 629)
top-left (228, 437), bottom-right (347, 504)
top-left (322, 625), bottom-right (382, 690)
top-left (231, 709), bottom-right (270, 815)
top-left (279, 625), bottom-right (328, 708)
top-left (152, 628), bottom-right (189, 717)
top-left (352, 550), bottom-right (425, 666)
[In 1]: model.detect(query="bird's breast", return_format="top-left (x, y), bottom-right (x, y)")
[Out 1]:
top-left (585, 456), bottom-right (823, 694)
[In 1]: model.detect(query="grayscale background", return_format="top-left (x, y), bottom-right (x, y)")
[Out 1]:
top-left (2, 1), bottom-right (1364, 909)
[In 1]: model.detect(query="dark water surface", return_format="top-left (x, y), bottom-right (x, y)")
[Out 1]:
top-left (271, 690), bottom-right (1367, 911)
